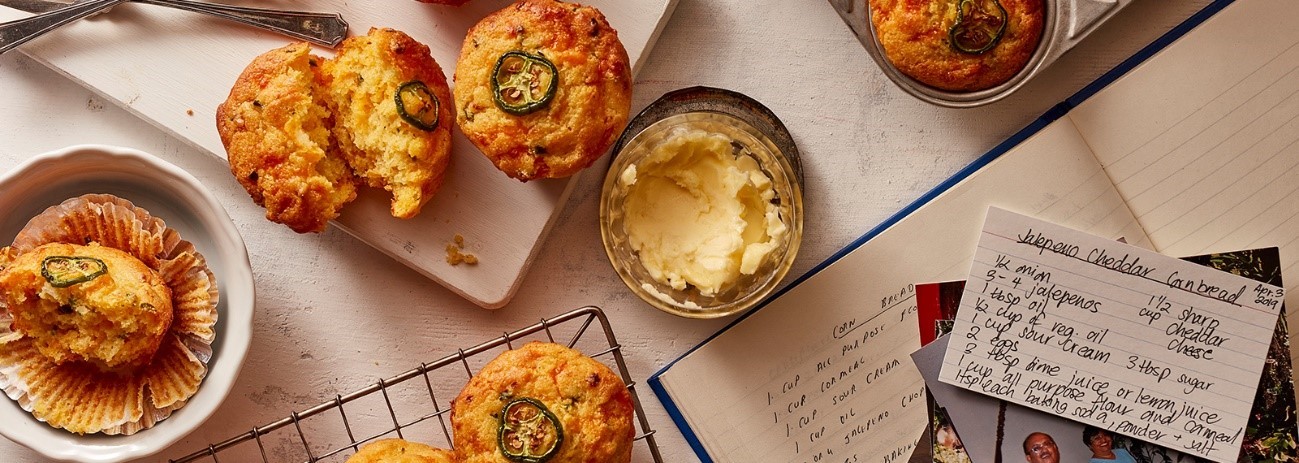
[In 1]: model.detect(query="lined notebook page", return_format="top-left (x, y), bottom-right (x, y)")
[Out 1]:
top-left (1069, 0), bottom-right (1299, 309)
top-left (656, 121), bottom-right (1145, 463)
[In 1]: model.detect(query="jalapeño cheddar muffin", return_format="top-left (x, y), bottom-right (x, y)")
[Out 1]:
top-left (322, 28), bottom-right (454, 219)
top-left (217, 42), bottom-right (358, 234)
top-left (451, 342), bottom-right (635, 463)
top-left (869, 0), bottom-right (1045, 92)
top-left (0, 243), bottom-right (172, 371)
top-left (218, 28), bottom-right (453, 232)
top-left (454, 0), bottom-right (633, 181)
top-left (346, 439), bottom-right (456, 463)
top-left (0, 194), bottom-right (218, 435)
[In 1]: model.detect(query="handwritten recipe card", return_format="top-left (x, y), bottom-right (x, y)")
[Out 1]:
top-left (938, 208), bottom-right (1285, 463)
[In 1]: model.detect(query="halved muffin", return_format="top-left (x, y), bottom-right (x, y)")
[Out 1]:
top-left (216, 42), bottom-right (358, 233)
top-left (217, 28), bottom-right (453, 231)
top-left (322, 28), bottom-right (454, 219)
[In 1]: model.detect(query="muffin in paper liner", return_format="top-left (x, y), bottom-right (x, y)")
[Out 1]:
top-left (0, 194), bottom-right (218, 435)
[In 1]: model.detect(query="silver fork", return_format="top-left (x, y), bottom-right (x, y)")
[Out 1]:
top-left (132, 0), bottom-right (347, 46)
top-left (0, 0), bottom-right (124, 54)
top-left (0, 0), bottom-right (348, 54)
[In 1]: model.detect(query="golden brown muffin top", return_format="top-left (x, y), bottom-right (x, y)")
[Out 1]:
top-left (345, 439), bottom-right (456, 463)
top-left (869, 0), bottom-right (1045, 92)
top-left (451, 341), bottom-right (635, 463)
top-left (0, 242), bottom-right (173, 370)
top-left (455, 0), bottom-right (632, 181)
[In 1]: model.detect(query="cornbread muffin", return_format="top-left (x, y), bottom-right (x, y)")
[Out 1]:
top-left (0, 194), bottom-right (219, 435)
top-left (869, 0), bottom-right (1045, 91)
top-left (455, 0), bottom-right (632, 181)
top-left (451, 342), bottom-right (634, 463)
top-left (0, 243), bottom-right (172, 370)
top-left (216, 42), bottom-right (358, 233)
top-left (346, 439), bottom-right (456, 463)
top-left (217, 28), bottom-right (452, 231)
top-left (322, 28), bottom-right (454, 219)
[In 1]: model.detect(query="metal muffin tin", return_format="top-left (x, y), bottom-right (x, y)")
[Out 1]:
top-left (830, 0), bottom-right (1133, 107)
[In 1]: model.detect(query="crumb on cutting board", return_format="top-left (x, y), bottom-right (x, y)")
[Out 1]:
top-left (446, 234), bottom-right (478, 265)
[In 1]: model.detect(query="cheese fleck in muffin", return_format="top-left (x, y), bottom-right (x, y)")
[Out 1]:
top-left (216, 42), bottom-right (358, 234)
top-left (0, 242), bottom-right (172, 370)
top-left (323, 28), bottom-right (454, 219)
top-left (345, 439), bottom-right (456, 463)
top-left (451, 342), bottom-right (634, 463)
top-left (455, 0), bottom-right (632, 181)
top-left (869, 0), bottom-right (1045, 92)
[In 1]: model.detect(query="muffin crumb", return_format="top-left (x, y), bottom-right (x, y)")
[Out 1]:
top-left (446, 234), bottom-right (478, 265)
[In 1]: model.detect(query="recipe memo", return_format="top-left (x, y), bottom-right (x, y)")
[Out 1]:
top-left (938, 208), bottom-right (1285, 463)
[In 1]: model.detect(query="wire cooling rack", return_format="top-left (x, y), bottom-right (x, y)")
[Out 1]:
top-left (170, 306), bottom-right (662, 463)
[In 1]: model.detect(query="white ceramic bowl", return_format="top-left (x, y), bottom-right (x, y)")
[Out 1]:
top-left (0, 145), bottom-right (255, 462)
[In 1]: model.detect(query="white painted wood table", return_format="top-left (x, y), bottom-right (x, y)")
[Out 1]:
top-left (0, 0), bottom-right (1214, 461)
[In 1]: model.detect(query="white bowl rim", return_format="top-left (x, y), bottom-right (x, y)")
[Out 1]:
top-left (0, 144), bottom-right (255, 462)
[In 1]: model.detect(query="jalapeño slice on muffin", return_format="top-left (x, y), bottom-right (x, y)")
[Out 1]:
top-left (492, 51), bottom-right (557, 115)
top-left (498, 397), bottom-right (563, 463)
top-left (949, 0), bottom-right (1008, 54)
top-left (41, 255), bottom-right (107, 287)
top-left (396, 80), bottom-right (441, 131)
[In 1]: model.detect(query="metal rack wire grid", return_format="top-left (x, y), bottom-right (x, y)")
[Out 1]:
top-left (169, 306), bottom-right (662, 463)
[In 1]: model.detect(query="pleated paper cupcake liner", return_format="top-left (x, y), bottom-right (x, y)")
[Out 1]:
top-left (0, 194), bottom-right (218, 435)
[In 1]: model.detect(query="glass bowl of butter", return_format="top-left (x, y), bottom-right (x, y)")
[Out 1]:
top-left (600, 106), bottom-right (803, 319)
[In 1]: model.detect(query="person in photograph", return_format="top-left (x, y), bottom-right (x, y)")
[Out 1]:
top-left (1083, 426), bottom-right (1137, 463)
top-left (1023, 432), bottom-right (1060, 463)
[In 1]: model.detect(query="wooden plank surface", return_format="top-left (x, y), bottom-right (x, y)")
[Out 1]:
top-left (0, 0), bottom-right (677, 308)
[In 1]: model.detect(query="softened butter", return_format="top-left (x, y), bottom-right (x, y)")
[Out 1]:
top-left (619, 127), bottom-right (787, 297)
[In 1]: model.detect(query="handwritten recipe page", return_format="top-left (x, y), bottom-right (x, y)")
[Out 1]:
top-left (674, 284), bottom-right (930, 463)
top-left (938, 207), bottom-right (1285, 463)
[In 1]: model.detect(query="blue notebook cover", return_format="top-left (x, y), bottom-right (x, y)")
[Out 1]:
top-left (647, 1), bottom-right (1237, 461)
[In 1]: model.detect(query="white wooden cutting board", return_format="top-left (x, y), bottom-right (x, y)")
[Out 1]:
top-left (0, 0), bottom-right (677, 308)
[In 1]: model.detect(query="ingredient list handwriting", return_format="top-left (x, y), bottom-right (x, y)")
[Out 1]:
top-left (938, 208), bottom-right (1284, 463)
top-left (758, 284), bottom-right (925, 463)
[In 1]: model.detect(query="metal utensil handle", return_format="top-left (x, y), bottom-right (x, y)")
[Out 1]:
top-left (134, 0), bottom-right (348, 48)
top-left (0, 0), bottom-right (125, 54)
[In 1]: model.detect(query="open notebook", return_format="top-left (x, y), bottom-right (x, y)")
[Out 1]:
top-left (648, 0), bottom-right (1299, 462)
